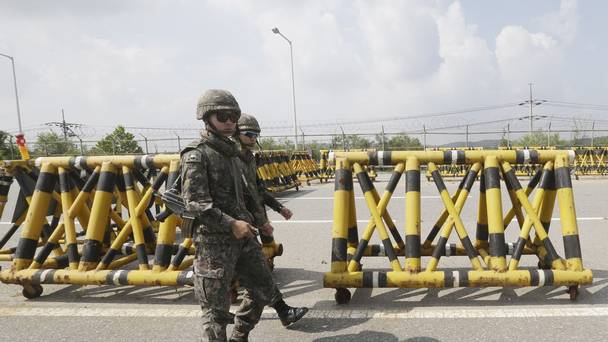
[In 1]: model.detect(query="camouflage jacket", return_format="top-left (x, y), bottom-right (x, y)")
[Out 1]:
top-left (180, 130), bottom-right (254, 236)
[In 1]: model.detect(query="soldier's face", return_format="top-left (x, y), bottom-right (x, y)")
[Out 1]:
top-left (239, 132), bottom-right (258, 148)
top-left (209, 113), bottom-right (237, 136)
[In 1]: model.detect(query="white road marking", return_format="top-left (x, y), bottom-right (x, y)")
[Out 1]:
top-left (267, 217), bottom-right (607, 224)
top-left (1, 306), bottom-right (607, 319)
top-left (278, 196), bottom-right (441, 200)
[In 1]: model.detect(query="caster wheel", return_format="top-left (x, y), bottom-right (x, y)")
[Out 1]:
top-left (22, 284), bottom-right (43, 299)
top-left (567, 285), bottom-right (579, 301)
top-left (334, 288), bottom-right (351, 305)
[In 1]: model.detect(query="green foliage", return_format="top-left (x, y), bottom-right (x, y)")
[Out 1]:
top-left (257, 137), bottom-right (294, 151)
top-left (92, 126), bottom-right (143, 155)
top-left (33, 131), bottom-right (78, 156)
top-left (0, 131), bottom-right (17, 159)
top-left (331, 134), bottom-right (372, 150)
top-left (375, 133), bottom-right (422, 150)
top-left (517, 130), bottom-right (564, 147)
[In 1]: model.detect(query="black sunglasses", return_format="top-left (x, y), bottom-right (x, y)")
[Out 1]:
top-left (241, 131), bottom-right (259, 139)
top-left (216, 112), bottom-right (239, 123)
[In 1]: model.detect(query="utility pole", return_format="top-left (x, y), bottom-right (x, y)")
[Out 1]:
top-left (507, 124), bottom-right (511, 148)
top-left (423, 124), bottom-right (427, 150)
top-left (465, 125), bottom-right (469, 148)
top-left (518, 83), bottom-right (546, 136)
top-left (381, 125), bottom-right (386, 150)
top-left (45, 109), bottom-right (82, 152)
top-left (591, 121), bottom-right (596, 147)
top-left (339, 126), bottom-right (346, 151)
top-left (547, 122), bottom-right (551, 147)
top-left (300, 128), bottom-right (305, 150)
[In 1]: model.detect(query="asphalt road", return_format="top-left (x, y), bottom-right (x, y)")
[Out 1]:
top-left (1, 172), bottom-right (607, 341)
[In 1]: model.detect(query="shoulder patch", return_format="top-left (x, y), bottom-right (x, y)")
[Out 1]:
top-left (185, 151), bottom-right (202, 163)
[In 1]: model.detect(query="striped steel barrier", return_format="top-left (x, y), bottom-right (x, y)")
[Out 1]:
top-left (255, 151), bottom-right (300, 192)
top-left (291, 151), bottom-right (323, 185)
top-left (0, 154), bottom-right (283, 298)
top-left (324, 149), bottom-right (591, 304)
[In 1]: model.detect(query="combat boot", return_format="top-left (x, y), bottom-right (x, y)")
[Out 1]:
top-left (229, 328), bottom-right (249, 342)
top-left (272, 299), bottom-right (309, 327)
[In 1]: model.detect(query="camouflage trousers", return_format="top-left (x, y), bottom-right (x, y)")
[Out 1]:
top-left (194, 234), bottom-right (279, 342)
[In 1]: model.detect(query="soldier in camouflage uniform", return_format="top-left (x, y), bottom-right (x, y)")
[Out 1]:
top-left (181, 90), bottom-right (305, 342)
top-left (235, 113), bottom-right (308, 326)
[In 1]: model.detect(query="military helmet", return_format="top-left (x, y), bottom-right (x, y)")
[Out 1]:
top-left (238, 113), bottom-right (261, 133)
top-left (196, 89), bottom-right (241, 121)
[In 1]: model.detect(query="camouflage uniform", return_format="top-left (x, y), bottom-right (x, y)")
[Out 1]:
top-left (182, 92), bottom-right (278, 341)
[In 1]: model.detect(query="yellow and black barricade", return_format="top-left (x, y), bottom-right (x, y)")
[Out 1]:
top-left (324, 149), bottom-right (591, 304)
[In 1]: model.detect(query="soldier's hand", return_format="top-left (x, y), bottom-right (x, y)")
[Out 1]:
top-left (260, 222), bottom-right (274, 236)
top-left (231, 220), bottom-right (256, 239)
top-left (279, 207), bottom-right (293, 220)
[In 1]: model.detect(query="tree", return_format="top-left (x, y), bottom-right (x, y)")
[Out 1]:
top-left (0, 130), bottom-right (17, 159)
top-left (93, 126), bottom-right (143, 155)
top-left (257, 137), bottom-right (294, 151)
top-left (33, 131), bottom-right (78, 156)
top-left (331, 134), bottom-right (371, 150)
top-left (517, 130), bottom-right (563, 147)
top-left (378, 133), bottom-right (422, 150)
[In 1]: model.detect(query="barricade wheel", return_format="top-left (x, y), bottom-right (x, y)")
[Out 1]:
top-left (568, 285), bottom-right (579, 301)
top-left (276, 243), bottom-right (284, 257)
top-left (335, 288), bottom-right (351, 305)
top-left (22, 284), bottom-right (43, 299)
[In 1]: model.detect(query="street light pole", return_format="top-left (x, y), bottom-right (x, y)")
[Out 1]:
top-left (272, 27), bottom-right (299, 150)
top-left (1, 53), bottom-right (29, 159)
top-left (0, 53), bottom-right (23, 133)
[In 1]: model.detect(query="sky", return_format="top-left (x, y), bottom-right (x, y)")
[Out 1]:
top-left (1, 0), bottom-right (607, 148)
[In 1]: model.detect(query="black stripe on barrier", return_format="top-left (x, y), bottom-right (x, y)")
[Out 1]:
top-left (406, 170), bottom-right (420, 193)
top-left (502, 170), bottom-right (520, 192)
top-left (67, 243), bottom-right (80, 263)
top-left (539, 169), bottom-right (556, 190)
top-left (381, 238), bottom-right (397, 261)
top-left (58, 172), bottom-right (72, 193)
top-left (33, 270), bottom-right (57, 284)
top-left (433, 237), bottom-right (448, 259)
top-left (528, 168), bottom-right (543, 189)
top-left (363, 272), bottom-right (372, 287)
top-left (530, 150), bottom-right (539, 163)
top-left (442, 151), bottom-right (451, 164)
top-left (479, 171), bottom-right (486, 193)
top-left (542, 239), bottom-right (561, 263)
top-left (97, 171), bottom-right (116, 193)
top-left (55, 255), bottom-right (69, 269)
top-left (101, 248), bottom-right (119, 266)
top-left (368, 151), bottom-right (378, 166)
top-left (348, 226), bottom-right (359, 244)
top-left (563, 235), bottom-right (583, 259)
top-left (461, 236), bottom-right (478, 259)
top-left (35, 171), bottom-right (57, 193)
top-left (136, 244), bottom-right (149, 265)
top-left (444, 271), bottom-right (454, 287)
top-left (334, 169), bottom-right (353, 191)
top-left (15, 238), bottom-right (38, 259)
top-left (81, 240), bottom-right (102, 262)
top-left (488, 233), bottom-right (506, 256)
top-left (378, 151), bottom-right (390, 166)
top-left (385, 172), bottom-right (401, 193)
top-left (511, 237), bottom-right (526, 261)
top-left (353, 239), bottom-right (369, 263)
top-left (459, 270), bottom-right (469, 287)
top-left (555, 167), bottom-right (572, 189)
top-left (542, 221), bottom-right (551, 233)
top-left (331, 238), bottom-right (347, 262)
top-left (171, 245), bottom-right (188, 267)
top-left (123, 171), bottom-right (134, 189)
top-left (105, 270), bottom-right (130, 285)
top-left (357, 172), bottom-right (373, 193)
top-left (152, 172), bottom-right (169, 191)
top-left (529, 270), bottom-right (539, 285)
top-left (133, 169), bottom-right (150, 187)
top-left (143, 226), bottom-right (157, 244)
top-left (405, 235), bottom-right (421, 258)
top-left (484, 167), bottom-right (500, 190)
top-left (529, 270), bottom-right (555, 286)
top-left (379, 272), bottom-right (387, 287)
top-left (426, 224), bottom-right (441, 243)
top-left (431, 170), bottom-right (446, 192)
top-left (457, 150), bottom-right (466, 164)
top-left (177, 270), bottom-right (194, 286)
top-left (33, 242), bottom-right (58, 264)
top-left (82, 171), bottom-right (100, 193)
top-left (463, 170), bottom-right (477, 191)
top-left (154, 244), bottom-right (173, 267)
top-left (543, 270), bottom-right (555, 286)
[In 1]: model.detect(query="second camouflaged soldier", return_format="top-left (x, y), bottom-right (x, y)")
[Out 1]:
top-left (182, 89), bottom-right (305, 342)
top-left (235, 113), bottom-right (308, 326)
